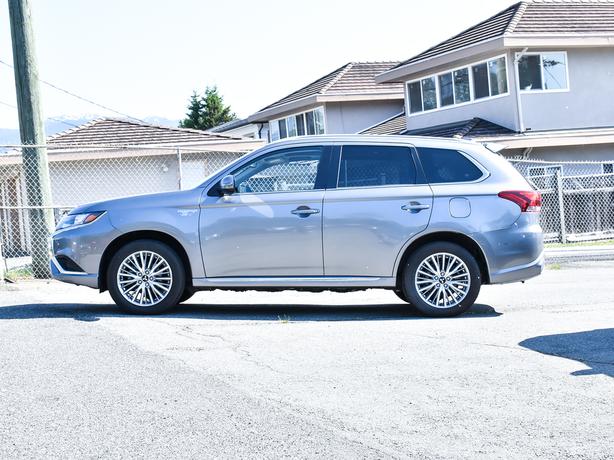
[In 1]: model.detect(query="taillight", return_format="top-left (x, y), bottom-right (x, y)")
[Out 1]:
top-left (498, 190), bottom-right (542, 212)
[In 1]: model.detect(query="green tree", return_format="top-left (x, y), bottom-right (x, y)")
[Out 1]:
top-left (179, 86), bottom-right (236, 130)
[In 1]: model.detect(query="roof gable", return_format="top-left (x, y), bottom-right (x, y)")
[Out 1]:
top-left (47, 118), bottom-right (241, 147)
top-left (252, 61), bottom-right (403, 117)
top-left (380, 1), bottom-right (614, 82)
top-left (391, 2), bottom-right (522, 70)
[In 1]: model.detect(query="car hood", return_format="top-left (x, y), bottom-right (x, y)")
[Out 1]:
top-left (69, 188), bottom-right (204, 215)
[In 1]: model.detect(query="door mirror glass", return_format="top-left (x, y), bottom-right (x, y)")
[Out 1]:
top-left (219, 174), bottom-right (236, 195)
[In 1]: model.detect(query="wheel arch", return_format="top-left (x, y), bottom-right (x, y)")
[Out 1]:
top-left (394, 231), bottom-right (490, 287)
top-left (98, 230), bottom-right (193, 292)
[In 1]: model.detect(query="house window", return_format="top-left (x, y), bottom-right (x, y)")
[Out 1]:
top-left (454, 68), bottom-right (470, 104)
top-left (407, 55), bottom-right (509, 115)
top-left (518, 52), bottom-right (568, 92)
top-left (269, 107), bottom-right (325, 141)
top-left (472, 63), bottom-right (490, 99)
top-left (438, 73), bottom-right (454, 107)
top-left (489, 56), bottom-right (508, 96)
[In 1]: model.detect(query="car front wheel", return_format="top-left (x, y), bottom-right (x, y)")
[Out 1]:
top-left (402, 242), bottom-right (481, 317)
top-left (107, 239), bottom-right (185, 314)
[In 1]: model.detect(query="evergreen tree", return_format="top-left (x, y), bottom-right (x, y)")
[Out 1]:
top-left (179, 87), bottom-right (236, 130)
top-left (179, 92), bottom-right (204, 129)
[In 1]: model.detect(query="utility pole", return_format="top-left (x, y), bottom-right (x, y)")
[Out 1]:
top-left (8, 0), bottom-right (53, 278)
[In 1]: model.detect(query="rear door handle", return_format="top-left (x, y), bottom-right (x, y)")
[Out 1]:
top-left (291, 206), bottom-right (320, 217)
top-left (401, 202), bottom-right (431, 213)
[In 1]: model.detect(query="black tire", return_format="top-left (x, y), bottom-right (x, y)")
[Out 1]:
top-left (393, 289), bottom-right (409, 303)
top-left (179, 288), bottom-right (195, 303)
top-left (401, 242), bottom-right (481, 317)
top-left (107, 239), bottom-right (186, 314)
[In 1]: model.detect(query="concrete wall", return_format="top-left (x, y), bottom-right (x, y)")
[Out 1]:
top-left (520, 48), bottom-right (614, 131)
top-left (324, 100), bottom-right (404, 134)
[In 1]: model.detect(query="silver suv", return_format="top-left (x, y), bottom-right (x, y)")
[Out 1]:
top-left (50, 135), bottom-right (544, 317)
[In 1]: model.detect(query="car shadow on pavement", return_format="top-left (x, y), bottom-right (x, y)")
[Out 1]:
top-left (519, 329), bottom-right (614, 378)
top-left (0, 302), bottom-right (500, 322)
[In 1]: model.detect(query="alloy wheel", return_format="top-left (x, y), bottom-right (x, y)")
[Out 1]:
top-left (116, 250), bottom-right (173, 307)
top-left (414, 252), bottom-right (471, 309)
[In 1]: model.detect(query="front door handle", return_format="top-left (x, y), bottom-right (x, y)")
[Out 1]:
top-left (401, 202), bottom-right (431, 213)
top-left (291, 206), bottom-right (320, 217)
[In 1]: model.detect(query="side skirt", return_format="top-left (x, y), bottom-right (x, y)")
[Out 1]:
top-left (192, 276), bottom-right (396, 290)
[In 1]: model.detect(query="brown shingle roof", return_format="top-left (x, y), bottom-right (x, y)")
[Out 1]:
top-left (255, 61), bottom-right (403, 113)
top-left (360, 112), bottom-right (407, 135)
top-left (390, 1), bottom-right (614, 71)
top-left (514, 1), bottom-right (614, 33)
top-left (404, 118), bottom-right (516, 139)
top-left (47, 118), bottom-right (241, 147)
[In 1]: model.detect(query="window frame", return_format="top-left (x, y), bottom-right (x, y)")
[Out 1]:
top-left (334, 144), bottom-right (419, 190)
top-left (415, 147), bottom-right (490, 185)
top-left (405, 54), bottom-right (510, 117)
top-left (268, 106), bottom-right (326, 141)
top-left (225, 145), bottom-right (330, 196)
top-left (516, 51), bottom-right (570, 94)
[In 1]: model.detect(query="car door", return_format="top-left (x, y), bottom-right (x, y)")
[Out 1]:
top-left (200, 145), bottom-right (330, 277)
top-left (323, 144), bottom-right (433, 276)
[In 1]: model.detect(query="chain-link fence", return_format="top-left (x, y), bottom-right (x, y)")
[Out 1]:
top-left (510, 159), bottom-right (614, 243)
top-left (0, 144), bottom-right (247, 278)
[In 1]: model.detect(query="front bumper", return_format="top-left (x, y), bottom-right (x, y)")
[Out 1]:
top-left (50, 255), bottom-right (98, 288)
top-left (50, 212), bottom-right (120, 289)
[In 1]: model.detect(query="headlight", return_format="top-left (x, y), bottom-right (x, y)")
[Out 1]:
top-left (56, 211), bottom-right (105, 230)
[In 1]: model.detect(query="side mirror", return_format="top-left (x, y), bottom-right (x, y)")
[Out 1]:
top-left (219, 174), bottom-right (236, 195)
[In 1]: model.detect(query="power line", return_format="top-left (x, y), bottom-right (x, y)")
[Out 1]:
top-left (0, 58), bottom-right (144, 122)
top-left (0, 99), bottom-right (81, 128)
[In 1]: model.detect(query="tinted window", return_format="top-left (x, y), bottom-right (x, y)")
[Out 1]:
top-left (338, 145), bottom-right (415, 188)
top-left (233, 147), bottom-right (324, 193)
top-left (417, 148), bottom-right (483, 183)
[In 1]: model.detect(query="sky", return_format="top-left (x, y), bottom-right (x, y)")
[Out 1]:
top-left (0, 0), bottom-right (514, 129)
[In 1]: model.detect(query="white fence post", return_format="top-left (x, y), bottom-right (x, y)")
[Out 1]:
top-left (0, 218), bottom-right (6, 281)
top-left (176, 147), bottom-right (183, 190)
top-left (556, 169), bottom-right (568, 244)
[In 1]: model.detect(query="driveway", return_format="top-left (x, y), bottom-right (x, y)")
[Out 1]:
top-left (1, 262), bottom-right (613, 459)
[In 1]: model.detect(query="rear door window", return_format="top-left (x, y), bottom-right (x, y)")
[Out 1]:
top-left (417, 147), bottom-right (484, 183)
top-left (338, 145), bottom-right (416, 188)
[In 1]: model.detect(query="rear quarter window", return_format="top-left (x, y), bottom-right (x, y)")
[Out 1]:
top-left (417, 147), bottom-right (484, 183)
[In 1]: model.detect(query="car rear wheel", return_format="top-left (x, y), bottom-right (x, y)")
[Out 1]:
top-left (401, 242), bottom-right (481, 317)
top-left (107, 239), bottom-right (185, 314)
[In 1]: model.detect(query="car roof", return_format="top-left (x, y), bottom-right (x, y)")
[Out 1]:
top-left (265, 134), bottom-right (482, 149)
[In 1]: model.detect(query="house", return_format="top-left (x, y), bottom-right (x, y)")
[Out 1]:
top-left (248, 61), bottom-right (405, 141)
top-left (208, 118), bottom-right (262, 139)
top-left (369, 0), bottom-right (614, 169)
top-left (0, 118), bottom-right (264, 258)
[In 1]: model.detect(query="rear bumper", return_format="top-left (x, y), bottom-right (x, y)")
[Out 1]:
top-left (488, 251), bottom-right (544, 284)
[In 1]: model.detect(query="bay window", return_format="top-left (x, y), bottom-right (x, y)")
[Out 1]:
top-left (407, 55), bottom-right (509, 115)
top-left (269, 107), bottom-right (325, 141)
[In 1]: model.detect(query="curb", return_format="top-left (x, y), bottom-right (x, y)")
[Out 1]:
top-left (545, 246), bottom-right (614, 263)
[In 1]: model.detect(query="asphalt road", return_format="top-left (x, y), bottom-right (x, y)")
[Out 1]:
top-left (1, 262), bottom-right (613, 459)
